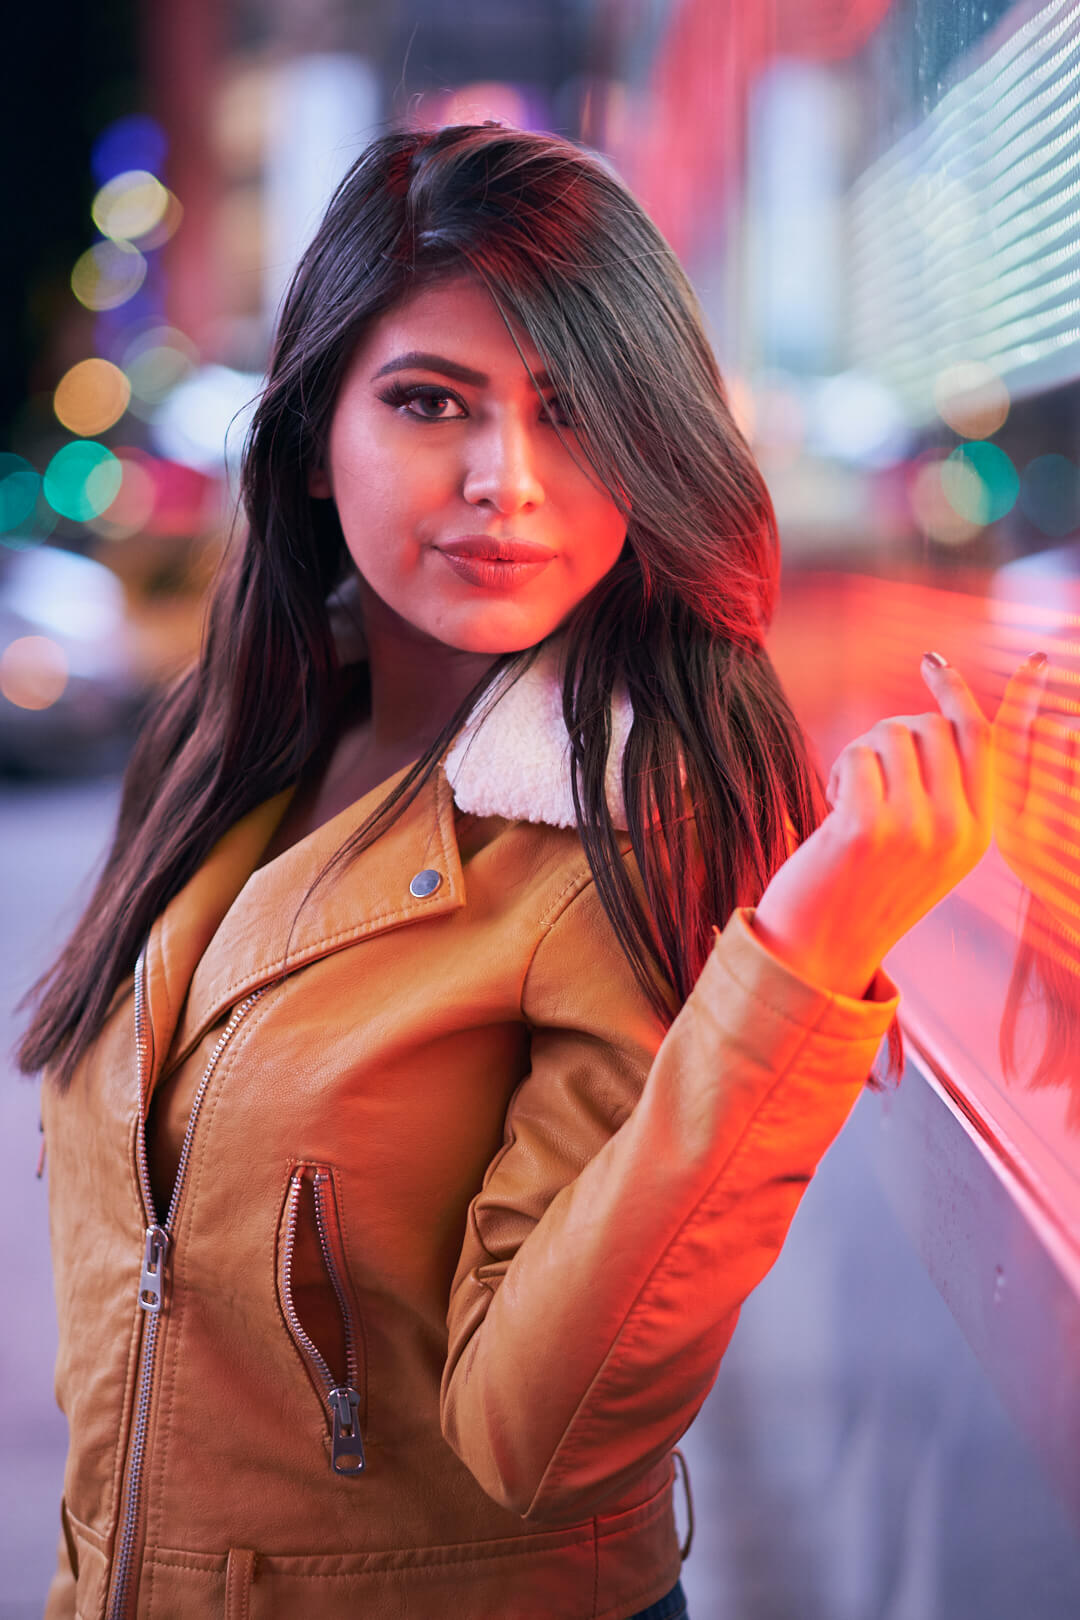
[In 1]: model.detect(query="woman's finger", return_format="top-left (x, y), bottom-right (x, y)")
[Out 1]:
top-left (991, 652), bottom-right (1051, 816)
top-left (871, 718), bottom-right (924, 808)
top-left (903, 712), bottom-right (967, 816)
top-left (831, 714), bottom-right (963, 824)
top-left (829, 740), bottom-right (885, 820)
top-left (919, 653), bottom-right (994, 828)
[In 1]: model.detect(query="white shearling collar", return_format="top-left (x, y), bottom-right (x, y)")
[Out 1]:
top-left (443, 637), bottom-right (634, 830)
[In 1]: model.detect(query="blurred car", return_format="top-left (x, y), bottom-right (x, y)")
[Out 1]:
top-left (0, 544), bottom-right (150, 776)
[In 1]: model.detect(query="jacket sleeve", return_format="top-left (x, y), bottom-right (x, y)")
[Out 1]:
top-left (439, 862), bottom-right (901, 1523)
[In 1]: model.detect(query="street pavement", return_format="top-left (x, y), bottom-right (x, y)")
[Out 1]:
top-left (2, 778), bottom-right (1078, 1617)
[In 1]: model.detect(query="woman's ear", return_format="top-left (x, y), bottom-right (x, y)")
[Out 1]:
top-left (308, 465), bottom-right (333, 499)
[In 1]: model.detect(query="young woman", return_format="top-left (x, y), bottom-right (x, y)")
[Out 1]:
top-left (22, 123), bottom-right (1007, 1620)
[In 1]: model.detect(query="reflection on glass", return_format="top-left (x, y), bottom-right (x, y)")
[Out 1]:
top-left (604, 0), bottom-right (1080, 1210)
top-left (839, 0), bottom-right (1080, 1187)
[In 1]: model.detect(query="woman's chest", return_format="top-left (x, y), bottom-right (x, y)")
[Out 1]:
top-left (255, 726), bottom-right (421, 870)
top-left (145, 921), bottom-right (533, 1255)
top-left (137, 803), bottom-right (586, 1276)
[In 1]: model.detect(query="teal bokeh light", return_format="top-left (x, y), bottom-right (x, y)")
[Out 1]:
top-left (43, 442), bottom-right (123, 522)
top-left (1020, 454), bottom-right (1079, 538)
top-left (944, 441), bottom-right (1019, 525)
top-left (0, 454), bottom-right (41, 532)
top-left (0, 455), bottom-right (58, 548)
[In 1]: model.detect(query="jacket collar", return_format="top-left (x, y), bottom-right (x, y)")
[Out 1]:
top-left (444, 635), bottom-right (633, 831)
top-left (144, 635), bottom-right (632, 1086)
top-left (145, 763), bottom-right (466, 1086)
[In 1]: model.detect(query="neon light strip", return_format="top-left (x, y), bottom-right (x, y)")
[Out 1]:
top-left (845, 2), bottom-right (1080, 412)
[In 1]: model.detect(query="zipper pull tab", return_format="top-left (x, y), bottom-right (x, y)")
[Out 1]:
top-left (328, 1386), bottom-right (364, 1475)
top-left (138, 1225), bottom-right (170, 1313)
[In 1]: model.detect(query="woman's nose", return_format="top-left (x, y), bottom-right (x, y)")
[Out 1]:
top-left (462, 415), bottom-right (545, 514)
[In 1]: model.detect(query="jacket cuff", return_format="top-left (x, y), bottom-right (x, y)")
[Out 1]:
top-left (712, 905), bottom-right (901, 1045)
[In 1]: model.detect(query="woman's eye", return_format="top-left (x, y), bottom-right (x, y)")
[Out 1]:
top-left (378, 383), bottom-right (467, 420)
top-left (544, 398), bottom-right (578, 429)
top-left (407, 389), bottom-right (465, 420)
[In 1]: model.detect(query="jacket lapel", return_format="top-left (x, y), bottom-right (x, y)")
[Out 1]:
top-left (142, 631), bottom-right (632, 1090)
top-left (144, 762), bottom-right (465, 1089)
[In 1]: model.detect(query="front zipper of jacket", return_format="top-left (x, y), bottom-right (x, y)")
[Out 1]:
top-left (105, 944), bottom-right (269, 1620)
top-left (279, 1164), bottom-right (366, 1476)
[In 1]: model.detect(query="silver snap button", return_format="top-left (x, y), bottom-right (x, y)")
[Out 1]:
top-left (409, 868), bottom-right (442, 898)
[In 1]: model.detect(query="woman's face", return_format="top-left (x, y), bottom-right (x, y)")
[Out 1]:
top-left (310, 274), bottom-right (628, 654)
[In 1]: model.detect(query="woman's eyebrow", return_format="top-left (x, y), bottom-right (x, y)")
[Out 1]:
top-left (371, 351), bottom-right (553, 389)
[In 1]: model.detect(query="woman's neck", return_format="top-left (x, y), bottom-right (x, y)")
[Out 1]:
top-left (351, 577), bottom-right (502, 757)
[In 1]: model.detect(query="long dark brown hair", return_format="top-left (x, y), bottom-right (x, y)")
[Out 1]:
top-left (18, 122), bottom-right (903, 1093)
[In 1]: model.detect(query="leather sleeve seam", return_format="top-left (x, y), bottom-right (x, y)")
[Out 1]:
top-left (706, 936), bottom-right (898, 1041)
top-left (520, 848), bottom-right (639, 1022)
top-left (526, 999), bottom-right (835, 1512)
top-left (518, 862), bottom-right (598, 1020)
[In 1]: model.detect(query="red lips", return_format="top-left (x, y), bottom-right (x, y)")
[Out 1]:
top-left (436, 534), bottom-right (555, 563)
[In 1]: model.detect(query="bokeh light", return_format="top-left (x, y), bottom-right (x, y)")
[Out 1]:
top-left (122, 325), bottom-right (198, 413)
top-left (725, 375), bottom-right (756, 444)
top-left (1019, 454), bottom-right (1079, 538)
top-left (0, 454), bottom-right (41, 534)
top-left (150, 363), bottom-right (260, 473)
top-left (92, 170), bottom-right (170, 242)
top-left (91, 115), bottom-right (167, 185)
top-left (71, 241), bottom-right (147, 312)
top-left (0, 636), bottom-right (69, 711)
top-left (85, 449), bottom-right (158, 540)
top-left (132, 189), bottom-right (183, 251)
top-left (810, 371), bottom-right (908, 466)
top-left (908, 454), bottom-right (983, 545)
top-left (942, 442), bottom-right (1019, 524)
top-left (53, 359), bottom-right (131, 437)
top-left (43, 442), bottom-right (123, 522)
top-left (0, 488), bottom-right (59, 549)
top-left (142, 455), bottom-right (213, 535)
top-left (93, 287), bottom-right (165, 357)
top-left (751, 379), bottom-right (806, 466)
top-left (439, 81), bottom-right (530, 128)
top-left (933, 362), bottom-right (1010, 439)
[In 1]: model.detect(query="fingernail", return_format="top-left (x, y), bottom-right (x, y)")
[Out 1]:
top-left (1028, 650), bottom-right (1048, 668)
top-left (922, 650), bottom-right (949, 668)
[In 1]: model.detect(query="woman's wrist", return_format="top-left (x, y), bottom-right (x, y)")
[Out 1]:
top-left (746, 906), bottom-right (879, 1001)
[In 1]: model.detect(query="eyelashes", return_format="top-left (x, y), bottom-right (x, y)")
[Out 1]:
top-left (375, 380), bottom-right (576, 428)
top-left (376, 382), bottom-right (467, 420)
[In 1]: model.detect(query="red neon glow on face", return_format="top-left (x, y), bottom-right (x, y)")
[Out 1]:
top-left (311, 275), bottom-right (627, 655)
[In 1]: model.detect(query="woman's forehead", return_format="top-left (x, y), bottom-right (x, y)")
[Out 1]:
top-left (347, 274), bottom-right (549, 386)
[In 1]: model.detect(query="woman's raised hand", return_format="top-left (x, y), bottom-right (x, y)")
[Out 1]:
top-left (749, 651), bottom-right (1017, 1000)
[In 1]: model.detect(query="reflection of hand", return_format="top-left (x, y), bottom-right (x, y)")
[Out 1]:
top-left (749, 653), bottom-right (999, 999)
top-left (991, 653), bottom-right (1080, 941)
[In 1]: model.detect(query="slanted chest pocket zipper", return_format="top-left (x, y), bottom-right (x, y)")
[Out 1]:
top-left (277, 1163), bottom-right (366, 1476)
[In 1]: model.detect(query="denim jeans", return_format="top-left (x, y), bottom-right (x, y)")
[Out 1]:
top-left (627, 1577), bottom-right (689, 1619)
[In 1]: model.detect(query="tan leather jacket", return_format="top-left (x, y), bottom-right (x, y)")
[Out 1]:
top-left (40, 644), bottom-right (901, 1619)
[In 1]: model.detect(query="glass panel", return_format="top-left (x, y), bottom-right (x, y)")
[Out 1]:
top-left (604, 0), bottom-right (1080, 1244)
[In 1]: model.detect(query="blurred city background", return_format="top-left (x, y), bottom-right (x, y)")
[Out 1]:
top-left (3, 0), bottom-right (1080, 1614)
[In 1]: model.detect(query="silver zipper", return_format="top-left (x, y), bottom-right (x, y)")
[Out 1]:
top-left (106, 944), bottom-right (269, 1620)
top-left (281, 1166), bottom-right (365, 1475)
top-left (314, 1169), bottom-right (365, 1476)
top-left (313, 1171), bottom-right (360, 1393)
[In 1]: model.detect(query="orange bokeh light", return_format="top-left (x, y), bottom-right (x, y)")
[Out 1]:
top-left (54, 359), bottom-right (131, 437)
